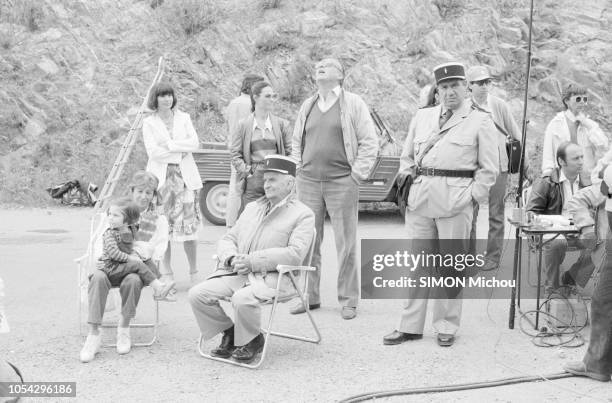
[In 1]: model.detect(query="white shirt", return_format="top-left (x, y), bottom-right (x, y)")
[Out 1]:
top-left (542, 110), bottom-right (608, 177)
top-left (317, 86), bottom-right (341, 113)
top-left (251, 115), bottom-right (274, 140)
top-left (558, 170), bottom-right (580, 216)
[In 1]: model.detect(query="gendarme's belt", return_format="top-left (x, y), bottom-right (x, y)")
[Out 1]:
top-left (416, 167), bottom-right (474, 178)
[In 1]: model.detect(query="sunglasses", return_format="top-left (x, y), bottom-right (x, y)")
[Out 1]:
top-left (470, 79), bottom-right (492, 86)
top-left (572, 95), bottom-right (588, 103)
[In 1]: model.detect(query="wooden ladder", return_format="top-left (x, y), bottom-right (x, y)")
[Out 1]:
top-left (93, 56), bottom-right (165, 214)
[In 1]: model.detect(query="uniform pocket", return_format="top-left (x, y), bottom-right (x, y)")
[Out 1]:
top-left (448, 134), bottom-right (474, 146)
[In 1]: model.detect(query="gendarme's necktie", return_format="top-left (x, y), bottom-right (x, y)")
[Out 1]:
top-left (439, 109), bottom-right (453, 128)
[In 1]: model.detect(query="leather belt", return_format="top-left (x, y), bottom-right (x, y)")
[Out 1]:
top-left (417, 167), bottom-right (474, 178)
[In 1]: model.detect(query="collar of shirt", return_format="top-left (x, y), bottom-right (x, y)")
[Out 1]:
top-left (558, 169), bottom-right (579, 193)
top-left (252, 114), bottom-right (273, 132)
top-left (317, 86), bottom-right (341, 111)
top-left (472, 95), bottom-right (491, 112)
top-left (564, 109), bottom-right (578, 123)
top-left (263, 192), bottom-right (293, 216)
top-left (559, 170), bottom-right (579, 214)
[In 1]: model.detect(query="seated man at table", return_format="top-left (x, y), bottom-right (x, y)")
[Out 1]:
top-left (188, 155), bottom-right (315, 362)
top-left (526, 141), bottom-right (594, 291)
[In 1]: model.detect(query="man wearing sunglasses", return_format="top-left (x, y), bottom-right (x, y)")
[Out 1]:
top-left (290, 57), bottom-right (378, 320)
top-left (466, 66), bottom-right (522, 272)
top-left (542, 84), bottom-right (608, 179)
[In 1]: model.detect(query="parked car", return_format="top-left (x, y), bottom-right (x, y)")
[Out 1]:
top-left (194, 110), bottom-right (401, 225)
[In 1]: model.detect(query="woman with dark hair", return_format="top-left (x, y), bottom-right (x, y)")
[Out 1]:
top-left (142, 82), bottom-right (202, 287)
top-left (224, 74), bottom-right (264, 228)
top-left (230, 81), bottom-right (292, 209)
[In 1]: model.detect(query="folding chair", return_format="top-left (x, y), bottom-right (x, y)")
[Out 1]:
top-left (76, 212), bottom-right (160, 347)
top-left (197, 229), bottom-right (321, 369)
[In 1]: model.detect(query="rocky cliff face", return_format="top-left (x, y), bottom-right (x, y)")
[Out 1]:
top-left (1, 0), bottom-right (610, 204)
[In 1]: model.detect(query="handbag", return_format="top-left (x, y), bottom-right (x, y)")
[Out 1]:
top-left (492, 120), bottom-right (522, 174)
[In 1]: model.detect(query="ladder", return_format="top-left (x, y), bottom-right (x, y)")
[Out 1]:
top-left (93, 56), bottom-right (166, 214)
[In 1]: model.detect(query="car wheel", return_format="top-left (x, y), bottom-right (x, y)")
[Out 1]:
top-left (199, 181), bottom-right (229, 226)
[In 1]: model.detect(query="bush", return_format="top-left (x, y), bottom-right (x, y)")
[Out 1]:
top-left (0, 0), bottom-right (44, 32)
top-left (259, 0), bottom-right (281, 10)
top-left (14, 0), bottom-right (44, 31)
top-left (432, 0), bottom-right (464, 19)
top-left (165, 0), bottom-right (216, 36)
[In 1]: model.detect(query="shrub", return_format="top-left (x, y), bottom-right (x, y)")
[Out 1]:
top-left (0, 0), bottom-right (44, 32)
top-left (259, 0), bottom-right (281, 10)
top-left (165, 0), bottom-right (216, 36)
top-left (14, 0), bottom-right (44, 31)
top-left (432, 0), bottom-right (464, 19)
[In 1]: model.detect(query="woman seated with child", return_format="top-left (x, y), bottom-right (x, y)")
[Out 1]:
top-left (80, 171), bottom-right (171, 363)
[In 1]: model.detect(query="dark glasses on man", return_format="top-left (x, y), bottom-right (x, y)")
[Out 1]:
top-left (572, 95), bottom-right (588, 103)
top-left (470, 79), bottom-right (491, 86)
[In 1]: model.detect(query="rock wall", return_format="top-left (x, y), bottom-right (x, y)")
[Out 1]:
top-left (1, 0), bottom-right (610, 204)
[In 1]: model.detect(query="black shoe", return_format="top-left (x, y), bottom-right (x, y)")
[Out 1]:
top-left (232, 333), bottom-right (265, 362)
top-left (210, 326), bottom-right (235, 358)
top-left (561, 271), bottom-right (576, 286)
top-left (383, 330), bottom-right (423, 345)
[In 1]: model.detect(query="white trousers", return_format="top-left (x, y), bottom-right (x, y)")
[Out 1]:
top-left (188, 275), bottom-right (263, 346)
top-left (398, 203), bottom-right (472, 335)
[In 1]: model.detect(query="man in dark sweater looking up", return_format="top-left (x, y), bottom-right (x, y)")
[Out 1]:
top-left (290, 57), bottom-right (378, 320)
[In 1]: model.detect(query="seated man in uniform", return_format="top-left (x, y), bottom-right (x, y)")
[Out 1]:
top-left (526, 141), bottom-right (595, 291)
top-left (188, 155), bottom-right (315, 362)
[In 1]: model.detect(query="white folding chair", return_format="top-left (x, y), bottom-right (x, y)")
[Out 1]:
top-left (198, 229), bottom-right (321, 369)
top-left (76, 212), bottom-right (160, 347)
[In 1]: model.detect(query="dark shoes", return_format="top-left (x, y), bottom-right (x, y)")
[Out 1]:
top-left (232, 333), bottom-right (265, 362)
top-left (210, 326), bottom-right (235, 358)
top-left (289, 302), bottom-right (321, 315)
top-left (437, 333), bottom-right (455, 347)
top-left (564, 361), bottom-right (611, 382)
top-left (383, 330), bottom-right (423, 345)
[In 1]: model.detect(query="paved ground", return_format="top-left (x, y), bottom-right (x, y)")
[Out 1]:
top-left (0, 206), bottom-right (610, 402)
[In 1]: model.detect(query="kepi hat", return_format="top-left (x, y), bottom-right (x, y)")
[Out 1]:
top-left (262, 155), bottom-right (297, 177)
top-left (433, 62), bottom-right (466, 84)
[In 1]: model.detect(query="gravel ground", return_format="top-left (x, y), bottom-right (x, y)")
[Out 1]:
top-left (0, 207), bottom-right (610, 402)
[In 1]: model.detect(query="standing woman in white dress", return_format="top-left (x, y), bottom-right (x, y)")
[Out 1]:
top-left (142, 82), bottom-right (203, 287)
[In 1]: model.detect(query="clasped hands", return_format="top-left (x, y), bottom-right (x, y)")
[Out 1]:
top-left (228, 254), bottom-right (253, 275)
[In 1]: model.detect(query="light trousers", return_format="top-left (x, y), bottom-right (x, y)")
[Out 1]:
top-left (188, 275), bottom-right (263, 346)
top-left (398, 203), bottom-right (472, 335)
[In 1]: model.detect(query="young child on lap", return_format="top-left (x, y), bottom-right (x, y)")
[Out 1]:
top-left (98, 197), bottom-right (174, 299)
